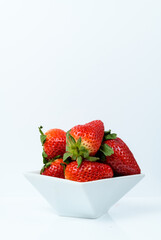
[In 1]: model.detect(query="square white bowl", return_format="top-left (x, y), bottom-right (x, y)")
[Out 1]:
top-left (24, 171), bottom-right (144, 219)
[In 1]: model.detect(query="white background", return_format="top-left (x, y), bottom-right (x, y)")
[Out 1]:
top-left (0, 0), bottom-right (161, 239)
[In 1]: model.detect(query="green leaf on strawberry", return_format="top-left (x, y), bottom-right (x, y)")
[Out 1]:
top-left (104, 130), bottom-right (117, 140)
top-left (63, 152), bottom-right (71, 162)
top-left (42, 149), bottom-right (48, 164)
top-left (76, 137), bottom-right (82, 147)
top-left (53, 155), bottom-right (61, 159)
top-left (96, 129), bottom-right (116, 160)
top-left (67, 132), bottom-right (76, 145)
top-left (77, 156), bottom-right (83, 168)
top-left (86, 156), bottom-right (100, 162)
top-left (40, 161), bottom-right (52, 174)
top-left (100, 143), bottom-right (114, 156)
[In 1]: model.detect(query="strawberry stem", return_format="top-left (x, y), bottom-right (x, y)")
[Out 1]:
top-left (39, 126), bottom-right (44, 135)
top-left (38, 126), bottom-right (47, 146)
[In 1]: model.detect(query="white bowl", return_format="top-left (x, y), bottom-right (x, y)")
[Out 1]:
top-left (24, 171), bottom-right (144, 219)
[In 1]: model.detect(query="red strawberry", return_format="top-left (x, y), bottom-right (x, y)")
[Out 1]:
top-left (39, 126), bottom-right (66, 163)
top-left (103, 137), bottom-right (141, 176)
top-left (63, 120), bottom-right (104, 167)
top-left (65, 160), bottom-right (113, 182)
top-left (40, 158), bottom-right (66, 178)
top-left (70, 120), bottom-right (104, 156)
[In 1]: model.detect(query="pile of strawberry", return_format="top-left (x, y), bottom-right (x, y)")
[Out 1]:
top-left (39, 120), bottom-right (141, 182)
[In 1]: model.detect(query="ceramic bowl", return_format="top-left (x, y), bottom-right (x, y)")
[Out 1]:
top-left (24, 171), bottom-right (144, 218)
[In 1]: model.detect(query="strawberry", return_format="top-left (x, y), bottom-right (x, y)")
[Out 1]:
top-left (63, 120), bottom-right (104, 167)
top-left (65, 160), bottom-right (113, 182)
top-left (40, 158), bottom-right (66, 178)
top-left (39, 126), bottom-right (66, 163)
top-left (99, 130), bottom-right (141, 176)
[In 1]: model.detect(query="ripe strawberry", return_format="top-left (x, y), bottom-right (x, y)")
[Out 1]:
top-left (39, 126), bottom-right (66, 163)
top-left (103, 136), bottom-right (141, 176)
top-left (40, 158), bottom-right (66, 178)
top-left (63, 120), bottom-right (104, 167)
top-left (65, 160), bottom-right (113, 182)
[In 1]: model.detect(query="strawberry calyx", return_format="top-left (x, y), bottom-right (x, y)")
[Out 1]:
top-left (40, 161), bottom-right (52, 174)
top-left (103, 130), bottom-right (117, 141)
top-left (42, 149), bottom-right (48, 164)
top-left (96, 130), bottom-right (117, 160)
top-left (63, 132), bottom-right (99, 167)
top-left (40, 155), bottom-right (62, 174)
top-left (60, 162), bottom-right (67, 174)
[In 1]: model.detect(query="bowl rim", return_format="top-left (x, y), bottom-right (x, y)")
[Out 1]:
top-left (24, 171), bottom-right (145, 185)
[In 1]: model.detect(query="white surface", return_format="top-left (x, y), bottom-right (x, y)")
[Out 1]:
top-left (0, 0), bottom-right (161, 238)
top-left (0, 0), bottom-right (161, 199)
top-left (25, 171), bottom-right (144, 218)
top-left (1, 196), bottom-right (161, 240)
